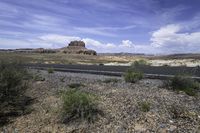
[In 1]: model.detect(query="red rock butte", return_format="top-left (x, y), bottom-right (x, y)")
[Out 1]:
top-left (61, 41), bottom-right (97, 55)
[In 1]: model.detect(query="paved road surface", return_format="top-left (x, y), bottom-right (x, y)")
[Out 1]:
top-left (24, 64), bottom-right (200, 80)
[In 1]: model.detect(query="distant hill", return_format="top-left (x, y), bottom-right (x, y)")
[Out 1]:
top-left (149, 53), bottom-right (200, 59)
top-left (0, 41), bottom-right (97, 55)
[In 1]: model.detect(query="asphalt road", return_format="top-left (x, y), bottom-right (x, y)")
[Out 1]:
top-left (24, 64), bottom-right (200, 80)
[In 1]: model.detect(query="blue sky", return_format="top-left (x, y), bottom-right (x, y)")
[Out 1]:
top-left (0, 0), bottom-right (200, 54)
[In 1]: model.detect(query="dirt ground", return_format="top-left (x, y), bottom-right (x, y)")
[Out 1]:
top-left (1, 70), bottom-right (200, 133)
top-left (1, 52), bottom-right (200, 67)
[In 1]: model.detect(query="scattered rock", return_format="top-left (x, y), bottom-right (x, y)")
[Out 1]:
top-left (134, 124), bottom-right (146, 132)
top-left (1, 70), bottom-right (199, 132)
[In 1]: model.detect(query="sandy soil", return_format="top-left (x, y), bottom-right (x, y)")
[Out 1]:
top-left (149, 59), bottom-right (200, 67)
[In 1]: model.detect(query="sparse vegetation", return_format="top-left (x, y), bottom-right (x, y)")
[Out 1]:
top-left (33, 74), bottom-right (45, 81)
top-left (124, 69), bottom-right (143, 83)
top-left (68, 83), bottom-right (85, 88)
top-left (47, 67), bottom-right (54, 73)
top-left (0, 52), bottom-right (136, 65)
top-left (61, 89), bottom-right (99, 123)
top-left (0, 62), bottom-right (27, 103)
top-left (171, 74), bottom-right (199, 96)
top-left (132, 59), bottom-right (148, 67)
top-left (60, 76), bottom-right (66, 82)
top-left (138, 101), bottom-right (151, 112)
top-left (0, 61), bottom-right (32, 126)
top-left (168, 104), bottom-right (186, 119)
top-left (103, 78), bottom-right (119, 83)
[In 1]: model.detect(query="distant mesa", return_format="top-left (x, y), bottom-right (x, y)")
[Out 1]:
top-left (61, 41), bottom-right (97, 55)
top-left (0, 41), bottom-right (97, 55)
top-left (69, 40), bottom-right (85, 47)
top-left (34, 48), bottom-right (58, 53)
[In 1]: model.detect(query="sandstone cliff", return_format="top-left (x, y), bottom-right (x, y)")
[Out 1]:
top-left (61, 41), bottom-right (97, 55)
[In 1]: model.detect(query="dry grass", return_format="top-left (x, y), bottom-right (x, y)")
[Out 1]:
top-left (0, 53), bottom-right (142, 65)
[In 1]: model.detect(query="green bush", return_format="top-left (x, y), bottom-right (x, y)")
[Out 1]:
top-left (138, 101), bottom-right (151, 112)
top-left (47, 67), bottom-right (54, 74)
top-left (131, 59), bottom-right (148, 67)
top-left (0, 62), bottom-right (27, 103)
top-left (103, 78), bottom-right (119, 83)
top-left (171, 75), bottom-right (199, 96)
top-left (124, 69), bottom-right (143, 83)
top-left (0, 61), bottom-right (32, 126)
top-left (62, 89), bottom-right (99, 122)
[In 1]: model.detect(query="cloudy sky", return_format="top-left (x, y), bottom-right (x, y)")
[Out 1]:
top-left (0, 0), bottom-right (200, 54)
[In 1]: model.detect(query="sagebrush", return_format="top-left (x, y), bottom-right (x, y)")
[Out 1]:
top-left (47, 67), bottom-right (54, 73)
top-left (171, 74), bottom-right (199, 96)
top-left (138, 101), bottom-right (151, 112)
top-left (124, 69), bottom-right (143, 83)
top-left (0, 61), bottom-right (32, 126)
top-left (131, 59), bottom-right (148, 67)
top-left (62, 89), bottom-right (99, 123)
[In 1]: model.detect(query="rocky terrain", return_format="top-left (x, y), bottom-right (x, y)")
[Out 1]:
top-left (1, 70), bottom-right (200, 133)
top-left (0, 41), bottom-right (97, 55)
top-left (61, 41), bottom-right (97, 55)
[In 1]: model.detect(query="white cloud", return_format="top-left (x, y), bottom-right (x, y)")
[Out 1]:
top-left (120, 40), bottom-right (134, 48)
top-left (39, 35), bottom-right (138, 53)
top-left (74, 27), bottom-right (116, 37)
top-left (82, 38), bottom-right (104, 47)
top-left (74, 25), bottom-right (135, 37)
top-left (39, 34), bottom-right (81, 44)
top-left (0, 34), bottom-right (136, 53)
top-left (4, 27), bottom-right (200, 54)
top-left (150, 24), bottom-right (200, 53)
top-left (82, 38), bottom-right (135, 53)
top-left (0, 38), bottom-right (53, 49)
top-left (105, 43), bottom-right (116, 48)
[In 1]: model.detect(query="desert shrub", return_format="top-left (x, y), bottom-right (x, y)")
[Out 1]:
top-left (0, 61), bottom-right (32, 126)
top-left (103, 78), bottom-right (119, 83)
top-left (68, 83), bottom-right (85, 88)
top-left (131, 59), bottom-right (148, 67)
top-left (33, 74), bottom-right (45, 81)
top-left (168, 104), bottom-right (186, 119)
top-left (47, 67), bottom-right (54, 74)
top-left (60, 76), bottom-right (66, 82)
top-left (61, 89), bottom-right (99, 122)
top-left (171, 74), bottom-right (199, 96)
top-left (0, 62), bottom-right (27, 103)
top-left (138, 101), bottom-right (151, 112)
top-left (124, 69), bottom-right (143, 83)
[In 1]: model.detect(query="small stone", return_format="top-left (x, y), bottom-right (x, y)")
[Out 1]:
top-left (169, 120), bottom-right (174, 123)
top-left (134, 124), bottom-right (146, 132)
top-left (159, 124), bottom-right (166, 128)
top-left (168, 125), bottom-right (177, 132)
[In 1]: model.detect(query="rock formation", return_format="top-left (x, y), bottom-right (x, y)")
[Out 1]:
top-left (61, 41), bottom-right (97, 55)
top-left (0, 40), bottom-right (97, 55)
top-left (34, 48), bottom-right (57, 53)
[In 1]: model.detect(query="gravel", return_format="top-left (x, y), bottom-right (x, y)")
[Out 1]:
top-left (1, 70), bottom-right (200, 133)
